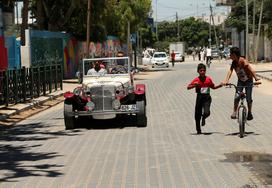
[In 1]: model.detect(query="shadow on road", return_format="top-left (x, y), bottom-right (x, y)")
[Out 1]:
top-left (190, 132), bottom-right (224, 136)
top-left (0, 123), bottom-right (81, 182)
top-left (142, 68), bottom-right (175, 72)
top-left (225, 131), bottom-right (260, 137)
top-left (221, 151), bottom-right (272, 186)
top-left (75, 115), bottom-right (145, 130)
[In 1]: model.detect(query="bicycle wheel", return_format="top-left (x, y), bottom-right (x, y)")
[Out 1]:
top-left (238, 106), bottom-right (247, 138)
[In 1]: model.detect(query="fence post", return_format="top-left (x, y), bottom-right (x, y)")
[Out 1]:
top-left (37, 66), bottom-right (40, 97)
top-left (60, 64), bottom-right (63, 90)
top-left (30, 67), bottom-right (33, 99)
top-left (21, 66), bottom-right (26, 102)
top-left (43, 66), bottom-right (46, 96)
top-left (14, 69), bottom-right (18, 104)
top-left (4, 71), bottom-right (9, 107)
top-left (49, 65), bottom-right (52, 93)
top-left (55, 64), bottom-right (58, 91)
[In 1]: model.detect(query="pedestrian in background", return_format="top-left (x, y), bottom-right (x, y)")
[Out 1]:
top-left (206, 47), bottom-right (212, 67)
top-left (187, 63), bottom-right (223, 134)
top-left (171, 50), bottom-right (175, 67)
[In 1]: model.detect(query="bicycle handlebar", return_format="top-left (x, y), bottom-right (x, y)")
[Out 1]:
top-left (225, 81), bottom-right (261, 91)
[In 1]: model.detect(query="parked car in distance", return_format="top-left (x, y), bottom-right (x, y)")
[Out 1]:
top-left (211, 48), bottom-right (220, 59)
top-left (151, 52), bottom-right (169, 68)
top-left (222, 47), bottom-right (230, 59)
top-left (174, 52), bottom-right (185, 62)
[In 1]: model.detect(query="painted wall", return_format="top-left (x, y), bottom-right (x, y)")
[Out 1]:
top-left (0, 36), bottom-right (8, 70)
top-left (0, 6), bottom-right (8, 70)
top-left (21, 30), bottom-right (126, 78)
top-left (83, 36), bottom-right (126, 58)
top-left (5, 36), bottom-right (21, 69)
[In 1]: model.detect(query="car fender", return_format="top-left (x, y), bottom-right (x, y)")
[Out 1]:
top-left (64, 91), bottom-right (74, 99)
top-left (135, 84), bottom-right (146, 95)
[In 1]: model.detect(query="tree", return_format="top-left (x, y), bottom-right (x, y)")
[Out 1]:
top-left (29, 0), bottom-right (152, 42)
top-left (156, 17), bottom-right (220, 48)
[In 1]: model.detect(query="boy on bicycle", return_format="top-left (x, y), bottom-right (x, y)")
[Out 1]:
top-left (187, 63), bottom-right (222, 134)
top-left (222, 47), bottom-right (260, 120)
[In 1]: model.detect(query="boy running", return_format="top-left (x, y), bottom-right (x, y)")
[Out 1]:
top-left (187, 63), bottom-right (222, 134)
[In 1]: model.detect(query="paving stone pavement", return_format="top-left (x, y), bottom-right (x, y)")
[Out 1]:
top-left (0, 60), bottom-right (272, 188)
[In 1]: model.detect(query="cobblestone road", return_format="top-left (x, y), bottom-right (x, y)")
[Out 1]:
top-left (1, 60), bottom-right (272, 188)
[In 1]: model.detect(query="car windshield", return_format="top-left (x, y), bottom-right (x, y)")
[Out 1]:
top-left (154, 53), bottom-right (166, 58)
top-left (83, 57), bottom-right (130, 76)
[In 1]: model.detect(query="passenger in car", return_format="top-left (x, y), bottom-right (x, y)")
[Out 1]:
top-left (87, 61), bottom-right (107, 76)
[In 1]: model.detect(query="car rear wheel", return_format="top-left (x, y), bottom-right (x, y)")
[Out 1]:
top-left (136, 100), bottom-right (147, 127)
top-left (64, 103), bottom-right (75, 130)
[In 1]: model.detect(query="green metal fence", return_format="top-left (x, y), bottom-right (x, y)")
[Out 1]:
top-left (0, 64), bottom-right (63, 106)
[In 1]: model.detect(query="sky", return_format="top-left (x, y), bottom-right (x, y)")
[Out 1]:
top-left (152, 0), bottom-right (231, 22)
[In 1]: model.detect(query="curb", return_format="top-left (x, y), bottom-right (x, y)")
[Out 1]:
top-left (0, 91), bottom-right (65, 121)
top-left (256, 73), bottom-right (272, 82)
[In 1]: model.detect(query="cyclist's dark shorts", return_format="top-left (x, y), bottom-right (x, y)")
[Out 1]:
top-left (235, 79), bottom-right (253, 103)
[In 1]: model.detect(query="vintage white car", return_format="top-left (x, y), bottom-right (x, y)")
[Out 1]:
top-left (63, 57), bottom-right (147, 129)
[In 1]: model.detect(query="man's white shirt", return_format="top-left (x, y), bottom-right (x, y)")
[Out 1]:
top-left (87, 68), bottom-right (107, 76)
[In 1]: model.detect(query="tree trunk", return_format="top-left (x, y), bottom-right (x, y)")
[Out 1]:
top-left (36, 0), bottom-right (45, 30)
top-left (21, 0), bottom-right (29, 46)
top-left (86, 0), bottom-right (91, 58)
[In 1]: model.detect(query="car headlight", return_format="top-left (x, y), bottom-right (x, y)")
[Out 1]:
top-left (112, 99), bottom-right (121, 110)
top-left (86, 101), bottom-right (95, 111)
top-left (128, 85), bottom-right (134, 93)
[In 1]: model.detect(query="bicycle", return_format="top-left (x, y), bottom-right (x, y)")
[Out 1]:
top-left (226, 82), bottom-right (261, 138)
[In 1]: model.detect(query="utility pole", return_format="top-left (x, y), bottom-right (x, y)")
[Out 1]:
top-left (210, 5), bottom-right (218, 48)
top-left (209, 10), bottom-right (212, 48)
top-left (252, 0), bottom-right (256, 61)
top-left (245, 0), bottom-right (249, 59)
top-left (21, 0), bottom-right (29, 46)
top-left (86, 0), bottom-right (91, 58)
top-left (176, 12), bottom-right (180, 41)
top-left (127, 21), bottom-right (132, 67)
top-left (255, 0), bottom-right (264, 63)
top-left (156, 0), bottom-right (158, 40)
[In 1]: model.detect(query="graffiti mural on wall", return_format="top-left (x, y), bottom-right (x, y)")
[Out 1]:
top-left (63, 37), bottom-right (80, 78)
top-left (29, 30), bottom-right (80, 78)
top-left (78, 36), bottom-right (126, 59)
top-left (29, 30), bottom-right (126, 78)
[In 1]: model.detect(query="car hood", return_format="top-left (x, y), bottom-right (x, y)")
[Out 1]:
top-left (82, 75), bottom-right (131, 88)
top-left (152, 57), bottom-right (168, 61)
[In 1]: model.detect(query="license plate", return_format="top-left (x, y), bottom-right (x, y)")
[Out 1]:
top-left (120, 104), bottom-right (137, 111)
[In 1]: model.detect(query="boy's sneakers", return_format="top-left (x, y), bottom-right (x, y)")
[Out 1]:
top-left (231, 112), bottom-right (237, 119)
top-left (201, 118), bottom-right (205, 126)
top-left (247, 112), bottom-right (253, 121)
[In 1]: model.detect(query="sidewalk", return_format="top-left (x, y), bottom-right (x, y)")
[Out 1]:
top-left (0, 82), bottom-right (80, 121)
top-left (251, 62), bottom-right (272, 81)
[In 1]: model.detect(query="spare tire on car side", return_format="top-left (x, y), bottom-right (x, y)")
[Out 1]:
top-left (136, 100), bottom-right (147, 127)
top-left (64, 103), bottom-right (75, 130)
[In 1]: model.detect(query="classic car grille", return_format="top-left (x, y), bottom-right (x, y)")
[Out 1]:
top-left (90, 85), bottom-right (115, 111)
